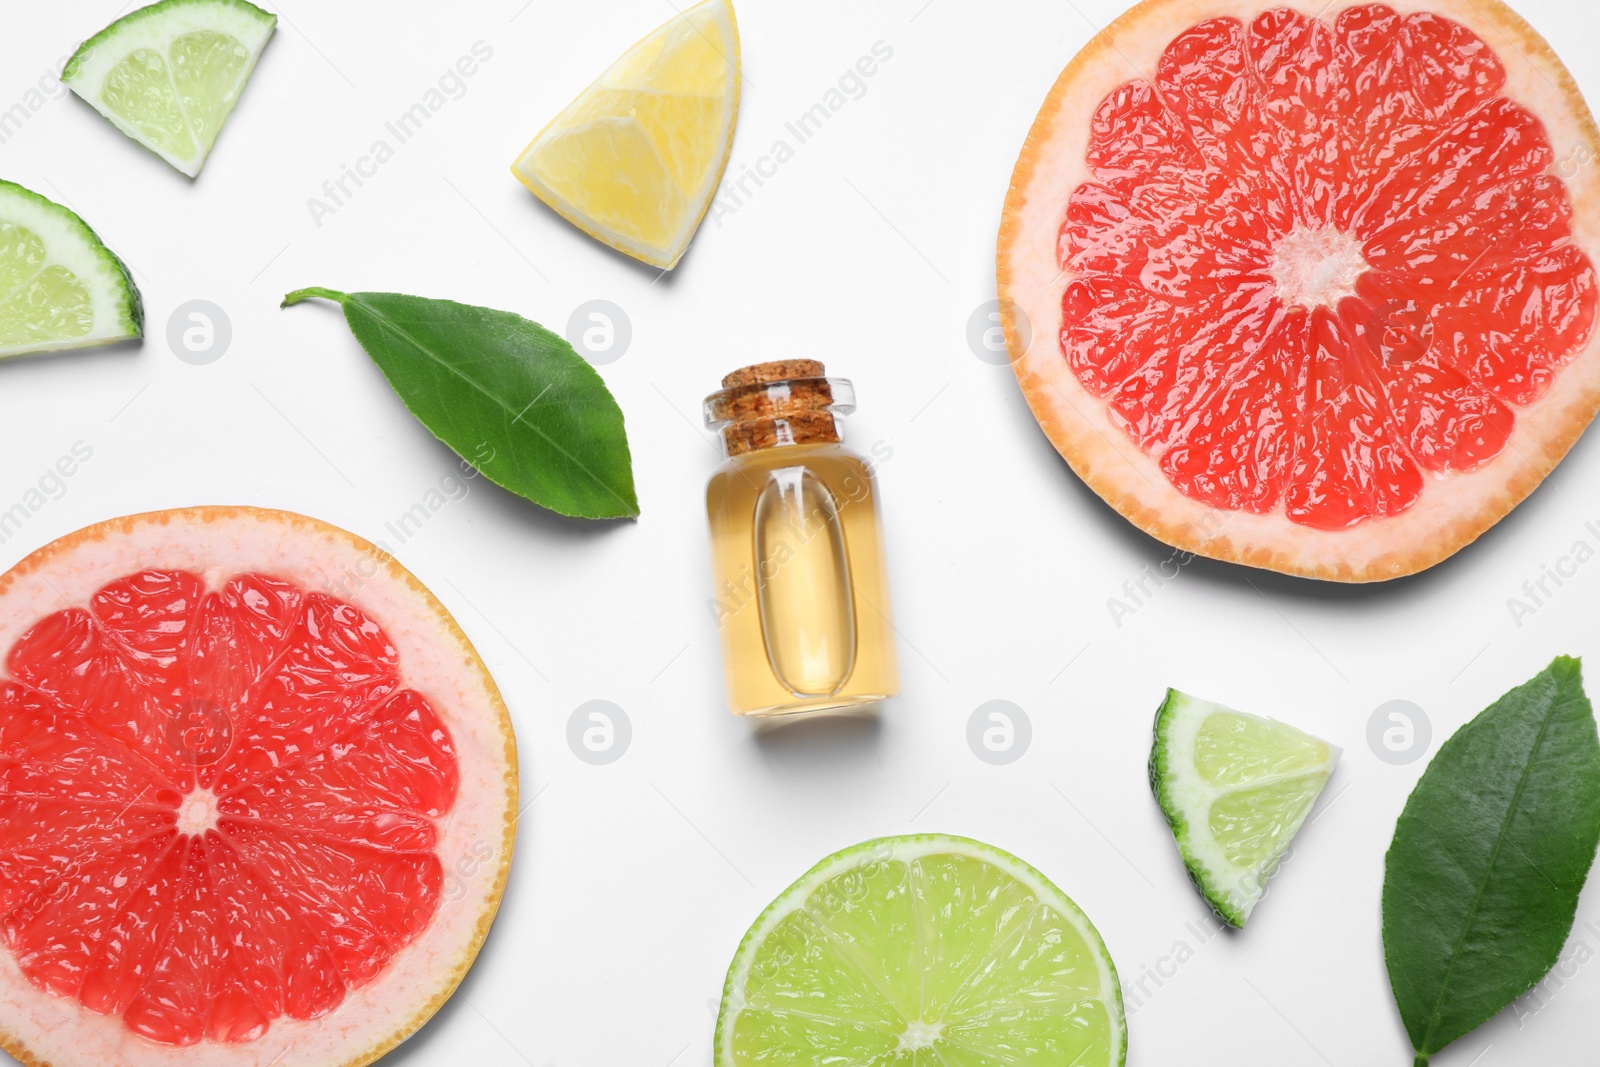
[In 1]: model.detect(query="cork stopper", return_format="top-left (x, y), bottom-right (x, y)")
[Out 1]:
top-left (720, 359), bottom-right (826, 388)
top-left (705, 362), bottom-right (855, 457)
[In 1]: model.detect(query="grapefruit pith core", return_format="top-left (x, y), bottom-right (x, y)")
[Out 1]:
top-left (0, 508), bottom-right (517, 1067)
top-left (999, 0), bottom-right (1600, 581)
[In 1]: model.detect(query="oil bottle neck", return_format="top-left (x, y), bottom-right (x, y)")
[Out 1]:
top-left (704, 360), bottom-right (856, 458)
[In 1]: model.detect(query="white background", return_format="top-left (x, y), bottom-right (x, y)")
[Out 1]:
top-left (4, 0), bottom-right (1600, 1063)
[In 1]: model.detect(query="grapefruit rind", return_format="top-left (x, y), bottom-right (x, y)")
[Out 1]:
top-left (714, 833), bottom-right (1126, 1067)
top-left (997, 0), bottom-right (1600, 582)
top-left (0, 507), bottom-right (517, 1067)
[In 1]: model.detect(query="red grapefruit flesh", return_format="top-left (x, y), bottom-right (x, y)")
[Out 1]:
top-left (999, 0), bottom-right (1600, 580)
top-left (0, 508), bottom-right (517, 1066)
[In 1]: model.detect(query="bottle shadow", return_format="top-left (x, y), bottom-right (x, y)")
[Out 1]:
top-left (747, 704), bottom-right (886, 774)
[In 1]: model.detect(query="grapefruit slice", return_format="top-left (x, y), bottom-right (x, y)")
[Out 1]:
top-left (0, 508), bottom-right (516, 1065)
top-left (998, 0), bottom-right (1600, 581)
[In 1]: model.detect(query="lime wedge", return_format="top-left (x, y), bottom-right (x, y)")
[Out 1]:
top-left (715, 834), bottom-right (1125, 1066)
top-left (1150, 689), bottom-right (1337, 927)
top-left (62, 0), bottom-right (276, 177)
top-left (0, 180), bottom-right (142, 359)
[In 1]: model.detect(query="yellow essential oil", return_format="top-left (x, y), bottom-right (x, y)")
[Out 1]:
top-left (704, 360), bottom-right (899, 717)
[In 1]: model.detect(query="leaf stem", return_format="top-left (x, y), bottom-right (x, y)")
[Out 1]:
top-left (281, 286), bottom-right (349, 309)
top-left (1414, 1055), bottom-right (1429, 1067)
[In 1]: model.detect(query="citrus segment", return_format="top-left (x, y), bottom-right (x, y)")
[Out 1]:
top-left (171, 29), bottom-right (257, 147)
top-left (716, 835), bottom-right (1125, 1067)
top-left (63, 0), bottom-right (276, 177)
top-left (103, 49), bottom-right (197, 162)
top-left (999, 0), bottom-right (1600, 580)
top-left (511, 0), bottom-right (740, 270)
top-left (1150, 690), bottom-right (1337, 927)
top-left (0, 180), bottom-right (142, 360)
top-left (0, 508), bottom-right (516, 1067)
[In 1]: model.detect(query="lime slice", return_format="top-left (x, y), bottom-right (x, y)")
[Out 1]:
top-left (1150, 689), bottom-right (1338, 927)
top-left (0, 180), bottom-right (142, 360)
top-left (511, 0), bottom-right (739, 270)
top-left (62, 0), bottom-right (276, 177)
top-left (715, 834), bottom-right (1126, 1067)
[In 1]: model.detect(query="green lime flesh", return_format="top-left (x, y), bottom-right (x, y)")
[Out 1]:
top-left (0, 180), bottom-right (141, 359)
top-left (63, 0), bottom-right (276, 176)
top-left (716, 834), bottom-right (1126, 1066)
top-left (1150, 689), bottom-right (1336, 927)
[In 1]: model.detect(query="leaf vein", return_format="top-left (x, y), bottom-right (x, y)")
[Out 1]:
top-left (354, 299), bottom-right (635, 514)
top-left (1415, 688), bottom-right (1564, 1054)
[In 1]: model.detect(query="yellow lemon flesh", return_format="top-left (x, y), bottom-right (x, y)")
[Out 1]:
top-left (511, 0), bottom-right (739, 270)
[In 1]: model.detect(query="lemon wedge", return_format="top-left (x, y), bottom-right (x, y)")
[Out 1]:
top-left (511, 0), bottom-right (739, 270)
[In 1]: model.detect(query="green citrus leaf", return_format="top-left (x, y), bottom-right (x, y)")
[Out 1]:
top-left (283, 287), bottom-right (638, 519)
top-left (1382, 656), bottom-right (1600, 1065)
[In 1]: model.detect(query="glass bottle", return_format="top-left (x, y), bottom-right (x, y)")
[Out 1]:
top-left (704, 360), bottom-right (899, 717)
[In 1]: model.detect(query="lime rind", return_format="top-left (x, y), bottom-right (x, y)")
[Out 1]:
top-left (1150, 689), bottom-right (1337, 927)
top-left (714, 833), bottom-right (1126, 1067)
top-left (0, 180), bottom-right (142, 359)
top-left (62, 0), bottom-right (276, 177)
